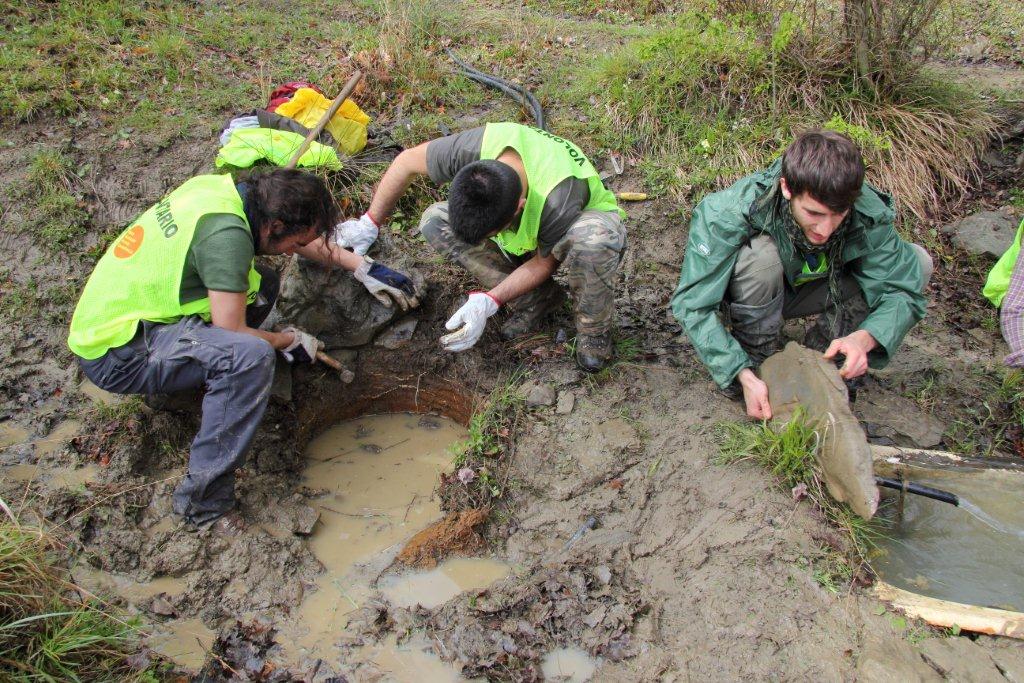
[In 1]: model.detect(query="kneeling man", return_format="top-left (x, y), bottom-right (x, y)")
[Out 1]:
top-left (68, 169), bottom-right (415, 527)
top-left (671, 130), bottom-right (931, 419)
top-left (333, 122), bottom-right (627, 371)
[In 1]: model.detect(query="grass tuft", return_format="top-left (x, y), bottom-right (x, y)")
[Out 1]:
top-left (0, 508), bottom-right (152, 681)
top-left (717, 407), bottom-right (888, 586)
top-left (570, 8), bottom-right (995, 221)
top-left (445, 369), bottom-right (527, 508)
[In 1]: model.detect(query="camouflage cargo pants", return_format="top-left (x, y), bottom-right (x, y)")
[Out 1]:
top-left (419, 202), bottom-right (626, 335)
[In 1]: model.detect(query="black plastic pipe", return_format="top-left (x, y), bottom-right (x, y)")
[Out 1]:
top-left (875, 476), bottom-right (960, 506)
top-left (447, 48), bottom-right (546, 130)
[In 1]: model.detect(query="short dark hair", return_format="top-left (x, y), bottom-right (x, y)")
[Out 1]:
top-left (245, 168), bottom-right (338, 241)
top-left (781, 130), bottom-right (865, 212)
top-left (448, 160), bottom-right (522, 244)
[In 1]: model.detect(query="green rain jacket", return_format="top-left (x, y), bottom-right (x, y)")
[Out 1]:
top-left (670, 159), bottom-right (927, 388)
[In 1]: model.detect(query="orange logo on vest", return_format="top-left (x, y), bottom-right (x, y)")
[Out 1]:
top-left (113, 225), bottom-right (144, 259)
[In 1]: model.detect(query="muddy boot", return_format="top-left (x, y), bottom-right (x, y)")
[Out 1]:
top-left (576, 332), bottom-right (612, 373)
top-left (500, 281), bottom-right (567, 341)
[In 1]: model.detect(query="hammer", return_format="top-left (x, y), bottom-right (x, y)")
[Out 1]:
top-left (282, 71), bottom-right (365, 383)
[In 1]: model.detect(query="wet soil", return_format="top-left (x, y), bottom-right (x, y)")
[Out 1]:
top-left (4, 67), bottom-right (1024, 683)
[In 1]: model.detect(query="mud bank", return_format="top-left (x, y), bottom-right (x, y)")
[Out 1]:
top-left (3, 99), bottom-right (1024, 683)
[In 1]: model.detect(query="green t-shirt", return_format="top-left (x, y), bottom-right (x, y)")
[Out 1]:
top-left (179, 213), bottom-right (255, 304)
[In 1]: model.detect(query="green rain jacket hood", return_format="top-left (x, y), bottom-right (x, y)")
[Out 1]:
top-left (671, 159), bottom-right (927, 388)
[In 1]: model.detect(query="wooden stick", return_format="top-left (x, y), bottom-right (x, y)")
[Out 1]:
top-left (315, 351), bottom-right (355, 383)
top-left (284, 70), bottom-right (364, 169)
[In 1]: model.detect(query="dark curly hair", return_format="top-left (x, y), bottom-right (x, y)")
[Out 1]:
top-left (243, 168), bottom-right (339, 242)
top-left (448, 160), bottom-right (523, 244)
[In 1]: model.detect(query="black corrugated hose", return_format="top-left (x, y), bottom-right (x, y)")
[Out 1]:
top-left (447, 48), bottom-right (546, 131)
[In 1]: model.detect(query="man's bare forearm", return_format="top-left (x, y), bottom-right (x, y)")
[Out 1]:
top-left (366, 143), bottom-right (430, 224)
top-left (295, 239), bottom-right (364, 271)
top-left (489, 254), bottom-right (559, 303)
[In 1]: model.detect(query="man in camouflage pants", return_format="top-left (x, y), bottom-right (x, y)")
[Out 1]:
top-left (333, 122), bottom-right (626, 371)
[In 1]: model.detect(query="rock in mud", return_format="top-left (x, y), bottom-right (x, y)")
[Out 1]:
top-left (854, 392), bottom-right (946, 449)
top-left (290, 504), bottom-right (320, 536)
top-left (519, 380), bottom-right (555, 408)
top-left (556, 390), bottom-right (575, 415)
top-left (149, 595), bottom-right (177, 617)
top-left (761, 342), bottom-right (879, 519)
top-left (275, 255), bottom-right (423, 349)
top-left (374, 317), bottom-right (418, 349)
top-left (395, 508), bottom-right (487, 569)
top-left (939, 208), bottom-right (1019, 259)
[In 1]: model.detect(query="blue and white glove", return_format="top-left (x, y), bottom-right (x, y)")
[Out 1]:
top-left (280, 326), bottom-right (322, 364)
top-left (353, 256), bottom-right (418, 311)
top-left (440, 292), bottom-right (501, 352)
top-left (333, 213), bottom-right (379, 256)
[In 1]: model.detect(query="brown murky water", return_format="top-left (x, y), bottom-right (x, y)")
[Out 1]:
top-left (281, 413), bottom-right (509, 677)
top-left (40, 413), bottom-right (510, 675)
top-left (2, 419), bottom-right (89, 487)
top-left (541, 647), bottom-right (599, 682)
top-left (872, 467), bottom-right (1024, 611)
top-left (0, 421), bottom-right (29, 449)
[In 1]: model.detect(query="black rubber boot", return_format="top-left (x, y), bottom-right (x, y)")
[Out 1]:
top-left (576, 332), bottom-right (612, 373)
top-left (500, 281), bottom-right (567, 341)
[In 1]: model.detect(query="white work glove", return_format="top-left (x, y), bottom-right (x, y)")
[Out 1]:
top-left (440, 292), bottom-right (501, 352)
top-left (353, 256), bottom-right (418, 311)
top-left (280, 326), bottom-right (322, 364)
top-left (333, 213), bottom-right (379, 256)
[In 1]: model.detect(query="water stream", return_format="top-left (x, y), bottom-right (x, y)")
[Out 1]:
top-left (873, 467), bottom-right (1024, 611)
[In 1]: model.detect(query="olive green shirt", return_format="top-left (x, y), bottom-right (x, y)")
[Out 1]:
top-left (179, 213), bottom-right (255, 304)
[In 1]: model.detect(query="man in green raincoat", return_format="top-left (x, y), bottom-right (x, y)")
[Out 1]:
top-left (671, 130), bottom-right (931, 419)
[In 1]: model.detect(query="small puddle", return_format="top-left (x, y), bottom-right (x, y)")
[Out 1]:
top-left (873, 468), bottom-right (1024, 611)
top-left (79, 379), bottom-right (125, 405)
top-left (379, 557), bottom-right (511, 609)
top-left (5, 462), bottom-right (99, 488)
top-left (541, 647), bottom-right (599, 682)
top-left (72, 565), bottom-right (206, 669)
top-left (73, 565), bottom-right (187, 605)
top-left (357, 633), bottom-right (465, 682)
top-left (148, 618), bottom-right (216, 670)
top-left (279, 412), bottom-right (509, 670)
top-left (0, 421), bottom-right (29, 449)
top-left (37, 419), bottom-right (83, 456)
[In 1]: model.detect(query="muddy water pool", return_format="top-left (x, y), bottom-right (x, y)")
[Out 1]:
top-left (280, 413), bottom-right (510, 675)
top-left (873, 467), bottom-right (1024, 611)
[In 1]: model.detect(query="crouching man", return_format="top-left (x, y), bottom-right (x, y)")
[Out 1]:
top-left (333, 122), bottom-right (627, 371)
top-left (68, 169), bottom-right (416, 529)
top-left (671, 130), bottom-right (931, 419)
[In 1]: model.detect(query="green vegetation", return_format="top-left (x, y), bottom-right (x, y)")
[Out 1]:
top-left (0, 508), bottom-right (154, 681)
top-left (447, 370), bottom-right (527, 507)
top-left (718, 408), bottom-right (888, 588)
top-left (718, 406), bottom-right (819, 489)
top-left (570, 6), bottom-right (995, 220)
top-left (19, 149), bottom-right (90, 252)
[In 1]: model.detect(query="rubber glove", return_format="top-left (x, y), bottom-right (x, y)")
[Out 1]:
top-left (440, 292), bottom-right (501, 352)
top-left (353, 256), bottom-right (418, 311)
top-left (280, 326), bottom-right (322, 363)
top-left (333, 213), bottom-right (379, 256)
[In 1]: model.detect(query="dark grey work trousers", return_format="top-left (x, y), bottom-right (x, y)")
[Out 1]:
top-left (78, 266), bottom-right (279, 525)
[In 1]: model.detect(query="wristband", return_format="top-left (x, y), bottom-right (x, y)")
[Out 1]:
top-left (471, 290), bottom-right (503, 308)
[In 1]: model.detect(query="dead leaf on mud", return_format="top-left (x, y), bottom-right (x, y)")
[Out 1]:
top-left (424, 556), bottom-right (646, 680)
